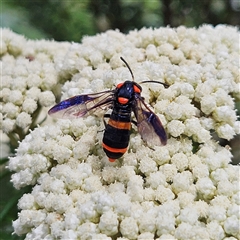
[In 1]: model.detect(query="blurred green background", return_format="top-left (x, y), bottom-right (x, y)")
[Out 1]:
top-left (1, 0), bottom-right (240, 239)
top-left (2, 0), bottom-right (240, 41)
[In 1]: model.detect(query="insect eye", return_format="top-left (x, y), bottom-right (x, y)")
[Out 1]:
top-left (118, 97), bottom-right (129, 104)
top-left (117, 82), bottom-right (124, 89)
top-left (133, 85), bottom-right (141, 93)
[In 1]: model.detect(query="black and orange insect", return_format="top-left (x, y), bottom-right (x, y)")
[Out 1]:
top-left (48, 57), bottom-right (168, 162)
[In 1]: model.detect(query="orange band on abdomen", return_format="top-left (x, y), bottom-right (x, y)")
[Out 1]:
top-left (102, 143), bottom-right (128, 154)
top-left (108, 119), bottom-right (131, 130)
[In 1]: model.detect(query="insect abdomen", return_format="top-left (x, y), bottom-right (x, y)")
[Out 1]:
top-left (102, 118), bottom-right (131, 162)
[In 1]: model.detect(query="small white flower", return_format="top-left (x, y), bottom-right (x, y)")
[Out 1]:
top-left (26, 87), bottom-right (41, 100)
top-left (101, 166), bottom-right (118, 184)
top-left (200, 95), bottom-right (216, 114)
top-left (157, 234), bottom-right (176, 240)
top-left (39, 175), bottom-right (66, 194)
top-left (196, 177), bottom-right (216, 200)
top-left (16, 112), bottom-right (32, 129)
top-left (156, 213), bottom-right (175, 236)
top-left (126, 175), bottom-right (144, 202)
top-left (146, 44), bottom-right (159, 60)
top-left (192, 163), bottom-right (209, 179)
top-left (98, 210), bottom-right (119, 235)
top-left (146, 171), bottom-right (166, 189)
top-left (22, 98), bottom-right (38, 114)
top-left (9, 90), bottom-right (24, 105)
top-left (0, 87), bottom-right (10, 102)
top-left (216, 123), bottom-right (236, 140)
top-left (73, 126), bottom-right (98, 160)
top-left (2, 28), bottom-right (25, 55)
top-left (111, 192), bottom-right (131, 217)
top-left (200, 117), bottom-right (215, 130)
top-left (50, 221), bottom-right (65, 239)
top-left (224, 215), bottom-right (240, 239)
top-left (217, 180), bottom-right (235, 196)
top-left (167, 120), bottom-right (185, 137)
top-left (227, 204), bottom-right (240, 218)
top-left (88, 50), bottom-right (104, 67)
top-left (11, 168), bottom-right (35, 189)
top-left (213, 105), bottom-right (237, 124)
top-left (25, 223), bottom-right (50, 240)
top-left (143, 187), bottom-right (155, 201)
top-left (178, 222), bottom-right (211, 239)
top-left (120, 217), bottom-right (139, 239)
top-left (151, 146), bottom-right (171, 165)
top-left (138, 212), bottom-right (156, 233)
top-left (184, 118), bottom-right (211, 143)
top-left (208, 205), bottom-right (227, 222)
top-left (177, 191), bottom-right (195, 208)
top-left (61, 230), bottom-right (78, 239)
top-left (64, 212), bottom-right (80, 231)
top-left (90, 78), bottom-right (105, 92)
top-left (159, 163), bottom-right (178, 182)
top-left (169, 49), bottom-right (185, 64)
top-left (138, 232), bottom-right (155, 239)
top-left (139, 156), bottom-right (157, 175)
top-left (210, 195), bottom-right (231, 209)
top-left (17, 194), bottom-right (36, 210)
top-left (83, 176), bottom-right (104, 193)
top-left (2, 118), bottom-right (15, 133)
top-left (177, 206), bottom-right (199, 224)
top-left (207, 221), bottom-right (225, 240)
top-left (90, 233), bottom-right (112, 239)
top-left (2, 102), bottom-right (19, 118)
top-left (188, 154), bottom-right (202, 169)
top-left (165, 102), bottom-right (183, 120)
top-left (52, 145), bottom-right (72, 164)
top-left (77, 222), bottom-right (99, 239)
top-left (171, 152), bottom-right (189, 172)
top-left (93, 191), bottom-right (114, 214)
top-left (116, 166), bottom-right (136, 184)
top-left (172, 171), bottom-right (193, 194)
top-left (155, 185), bottom-right (175, 203)
top-left (38, 91), bottom-right (55, 107)
top-left (233, 121), bottom-right (240, 135)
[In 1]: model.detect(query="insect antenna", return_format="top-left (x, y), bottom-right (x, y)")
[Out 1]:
top-left (140, 80), bottom-right (169, 88)
top-left (120, 57), bottom-right (135, 81)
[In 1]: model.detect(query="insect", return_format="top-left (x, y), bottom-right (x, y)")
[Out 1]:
top-left (48, 57), bottom-right (168, 162)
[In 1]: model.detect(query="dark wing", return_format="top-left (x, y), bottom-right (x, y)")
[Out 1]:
top-left (133, 96), bottom-right (167, 146)
top-left (48, 90), bottom-right (114, 119)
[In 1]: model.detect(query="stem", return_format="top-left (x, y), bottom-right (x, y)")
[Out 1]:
top-left (7, 132), bottom-right (19, 149)
top-left (28, 105), bottom-right (43, 133)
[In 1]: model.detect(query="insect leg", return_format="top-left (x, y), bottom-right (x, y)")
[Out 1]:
top-left (97, 114), bottom-right (111, 133)
top-left (131, 119), bottom-right (137, 126)
top-left (103, 113), bottom-right (111, 127)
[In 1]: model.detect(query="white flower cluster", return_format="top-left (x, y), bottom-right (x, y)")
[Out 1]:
top-left (0, 29), bottom-right (70, 145)
top-left (8, 25), bottom-right (240, 239)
